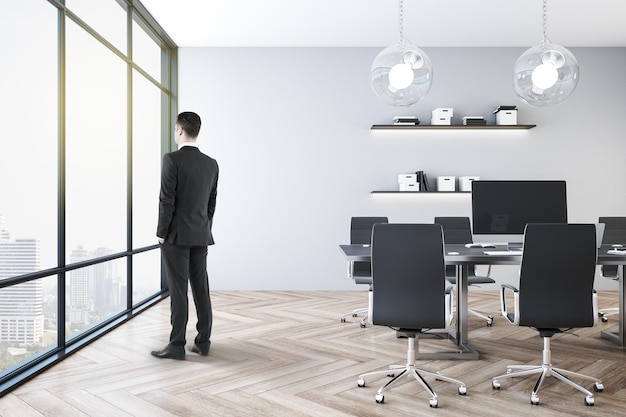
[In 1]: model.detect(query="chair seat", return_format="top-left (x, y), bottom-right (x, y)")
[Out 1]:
top-left (353, 274), bottom-right (372, 285)
top-left (353, 262), bottom-right (373, 285)
top-left (535, 328), bottom-right (562, 338)
top-left (446, 275), bottom-right (495, 285)
top-left (396, 329), bottom-right (423, 336)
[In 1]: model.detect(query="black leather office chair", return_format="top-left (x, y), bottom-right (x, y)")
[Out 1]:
top-left (357, 223), bottom-right (467, 408)
top-left (340, 217), bottom-right (388, 327)
top-left (434, 217), bottom-right (495, 326)
top-left (492, 223), bottom-right (604, 406)
top-left (597, 217), bottom-right (626, 322)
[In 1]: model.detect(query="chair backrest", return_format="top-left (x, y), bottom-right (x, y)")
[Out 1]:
top-left (434, 216), bottom-right (476, 277)
top-left (434, 217), bottom-right (473, 244)
top-left (350, 217), bottom-right (389, 278)
top-left (518, 223), bottom-right (597, 329)
top-left (371, 223), bottom-right (446, 330)
top-left (599, 217), bottom-right (626, 278)
top-left (599, 217), bottom-right (626, 245)
top-left (351, 217), bottom-right (389, 245)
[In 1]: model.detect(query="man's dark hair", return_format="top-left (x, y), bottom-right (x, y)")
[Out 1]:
top-left (177, 112), bottom-right (201, 138)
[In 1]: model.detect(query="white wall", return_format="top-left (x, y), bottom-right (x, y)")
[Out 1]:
top-left (178, 47), bottom-right (626, 290)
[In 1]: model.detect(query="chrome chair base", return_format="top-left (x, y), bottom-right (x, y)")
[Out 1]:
top-left (468, 308), bottom-right (494, 326)
top-left (340, 288), bottom-right (372, 328)
top-left (448, 286), bottom-right (493, 326)
top-left (598, 307), bottom-right (619, 322)
top-left (357, 335), bottom-right (466, 408)
top-left (492, 337), bottom-right (603, 406)
top-left (339, 307), bottom-right (368, 327)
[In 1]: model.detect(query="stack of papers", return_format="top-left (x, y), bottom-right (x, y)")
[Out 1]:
top-left (393, 116), bottom-right (420, 126)
top-left (462, 116), bottom-right (486, 126)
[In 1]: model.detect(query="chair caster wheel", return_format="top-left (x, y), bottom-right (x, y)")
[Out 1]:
top-left (375, 394), bottom-right (384, 403)
top-left (360, 322), bottom-right (366, 328)
top-left (429, 398), bottom-right (438, 408)
top-left (340, 318), bottom-right (346, 323)
top-left (487, 315), bottom-right (494, 326)
top-left (492, 380), bottom-right (501, 389)
top-left (357, 378), bottom-right (365, 387)
top-left (601, 317), bottom-right (608, 323)
top-left (530, 395), bottom-right (539, 405)
top-left (593, 382), bottom-right (604, 392)
top-left (585, 396), bottom-right (595, 406)
top-left (458, 386), bottom-right (467, 395)
top-left (352, 313), bottom-right (357, 318)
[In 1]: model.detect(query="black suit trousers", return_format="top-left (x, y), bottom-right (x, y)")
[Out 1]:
top-left (160, 243), bottom-right (212, 348)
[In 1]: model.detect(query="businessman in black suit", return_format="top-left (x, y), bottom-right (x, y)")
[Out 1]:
top-left (152, 111), bottom-right (219, 360)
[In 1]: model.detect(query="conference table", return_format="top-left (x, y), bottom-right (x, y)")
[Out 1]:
top-left (339, 243), bottom-right (626, 360)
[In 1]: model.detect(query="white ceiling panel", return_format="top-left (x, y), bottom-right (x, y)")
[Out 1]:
top-left (138, 0), bottom-right (626, 48)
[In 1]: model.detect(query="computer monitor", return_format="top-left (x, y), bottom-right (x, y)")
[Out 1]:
top-left (471, 180), bottom-right (568, 248)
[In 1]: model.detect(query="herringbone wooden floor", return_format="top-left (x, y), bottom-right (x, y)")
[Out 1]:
top-left (1, 290), bottom-right (625, 417)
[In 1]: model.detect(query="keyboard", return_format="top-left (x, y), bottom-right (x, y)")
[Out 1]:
top-left (484, 250), bottom-right (523, 256)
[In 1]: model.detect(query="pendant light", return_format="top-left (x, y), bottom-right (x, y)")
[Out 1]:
top-left (371, 0), bottom-right (433, 107)
top-left (513, 0), bottom-right (579, 107)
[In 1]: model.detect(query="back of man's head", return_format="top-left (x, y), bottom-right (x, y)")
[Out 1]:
top-left (177, 112), bottom-right (201, 138)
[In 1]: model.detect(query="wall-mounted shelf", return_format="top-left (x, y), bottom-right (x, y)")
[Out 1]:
top-left (371, 191), bottom-right (470, 194)
top-left (371, 124), bottom-right (536, 130)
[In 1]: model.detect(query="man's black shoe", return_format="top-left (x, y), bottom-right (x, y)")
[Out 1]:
top-left (151, 345), bottom-right (185, 360)
top-left (189, 343), bottom-right (210, 356)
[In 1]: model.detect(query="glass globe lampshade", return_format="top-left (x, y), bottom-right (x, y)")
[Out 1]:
top-left (513, 42), bottom-right (579, 107)
top-left (371, 40), bottom-right (433, 107)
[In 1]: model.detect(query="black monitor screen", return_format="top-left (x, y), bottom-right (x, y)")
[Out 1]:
top-left (471, 180), bottom-right (567, 235)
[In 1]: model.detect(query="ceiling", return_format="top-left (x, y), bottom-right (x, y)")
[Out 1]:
top-left (138, 0), bottom-right (626, 48)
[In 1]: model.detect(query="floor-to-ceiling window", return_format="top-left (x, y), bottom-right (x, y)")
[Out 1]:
top-left (132, 69), bottom-right (164, 305)
top-left (0, 0), bottom-right (176, 394)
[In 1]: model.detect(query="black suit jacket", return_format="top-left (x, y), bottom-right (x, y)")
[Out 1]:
top-left (157, 145), bottom-right (219, 246)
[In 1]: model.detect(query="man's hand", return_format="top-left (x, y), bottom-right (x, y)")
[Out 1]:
top-left (157, 237), bottom-right (165, 244)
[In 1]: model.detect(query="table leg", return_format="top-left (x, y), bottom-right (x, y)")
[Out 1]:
top-left (601, 264), bottom-right (625, 346)
top-left (454, 264), bottom-right (479, 358)
top-left (456, 265), bottom-right (469, 347)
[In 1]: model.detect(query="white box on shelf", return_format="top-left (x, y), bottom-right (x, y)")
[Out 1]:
top-left (432, 108), bottom-right (453, 118)
top-left (399, 183), bottom-right (420, 192)
top-left (431, 117), bottom-right (451, 125)
top-left (398, 174), bottom-right (418, 184)
top-left (437, 176), bottom-right (456, 192)
top-left (459, 176), bottom-right (480, 192)
top-left (495, 109), bottom-right (517, 125)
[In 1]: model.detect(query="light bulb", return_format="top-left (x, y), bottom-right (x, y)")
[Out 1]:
top-left (531, 62), bottom-right (558, 90)
top-left (388, 63), bottom-right (414, 90)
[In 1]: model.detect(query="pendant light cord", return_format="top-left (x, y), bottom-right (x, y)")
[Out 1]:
top-left (541, 0), bottom-right (551, 44)
top-left (398, 0), bottom-right (405, 45)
